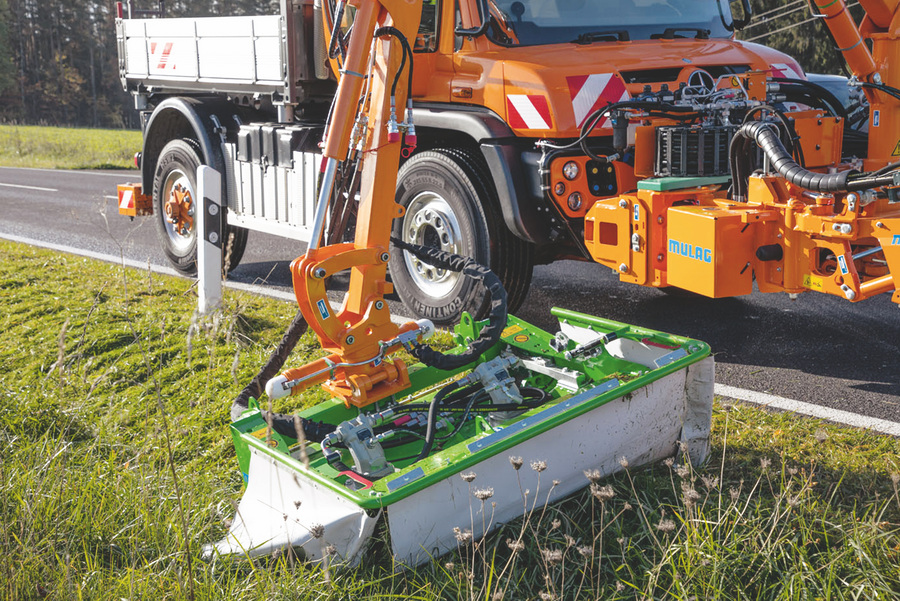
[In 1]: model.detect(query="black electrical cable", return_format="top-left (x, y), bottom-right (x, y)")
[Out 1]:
top-left (438, 386), bottom-right (549, 439)
top-left (577, 101), bottom-right (701, 161)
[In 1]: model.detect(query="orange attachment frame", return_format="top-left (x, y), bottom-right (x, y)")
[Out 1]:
top-left (276, 0), bottom-right (424, 408)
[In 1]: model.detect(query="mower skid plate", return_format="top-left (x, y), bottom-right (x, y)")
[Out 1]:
top-left (211, 308), bottom-right (714, 566)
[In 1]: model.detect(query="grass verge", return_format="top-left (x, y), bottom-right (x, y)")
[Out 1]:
top-left (0, 125), bottom-right (142, 170)
top-left (1, 239), bottom-right (898, 600)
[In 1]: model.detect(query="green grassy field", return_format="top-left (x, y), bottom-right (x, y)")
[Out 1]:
top-left (0, 125), bottom-right (142, 170)
top-left (0, 239), bottom-right (898, 600)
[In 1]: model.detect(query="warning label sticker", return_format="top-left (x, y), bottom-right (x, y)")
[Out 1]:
top-left (502, 324), bottom-right (524, 338)
top-left (802, 274), bottom-right (824, 291)
top-left (892, 140), bottom-right (900, 157)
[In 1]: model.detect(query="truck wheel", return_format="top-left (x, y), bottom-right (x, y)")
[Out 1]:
top-left (152, 139), bottom-right (248, 275)
top-left (390, 149), bottom-right (534, 325)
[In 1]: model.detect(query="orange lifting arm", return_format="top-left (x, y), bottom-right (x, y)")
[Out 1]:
top-left (816, 0), bottom-right (900, 165)
top-left (277, 0), bottom-right (426, 407)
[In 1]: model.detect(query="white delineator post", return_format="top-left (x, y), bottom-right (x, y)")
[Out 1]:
top-left (197, 165), bottom-right (223, 314)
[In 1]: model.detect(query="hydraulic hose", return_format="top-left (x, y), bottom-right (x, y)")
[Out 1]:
top-left (732, 121), bottom-right (853, 200)
top-left (390, 237), bottom-right (508, 371)
top-left (230, 309), bottom-right (334, 443)
top-left (732, 121), bottom-right (900, 200)
top-left (415, 381), bottom-right (461, 461)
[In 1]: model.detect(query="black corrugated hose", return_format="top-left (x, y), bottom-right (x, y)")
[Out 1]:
top-left (390, 237), bottom-right (508, 371)
top-left (730, 121), bottom-right (899, 201)
top-left (230, 309), bottom-right (334, 443)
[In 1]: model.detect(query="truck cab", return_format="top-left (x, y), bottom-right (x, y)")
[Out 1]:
top-left (119, 0), bottom-right (806, 323)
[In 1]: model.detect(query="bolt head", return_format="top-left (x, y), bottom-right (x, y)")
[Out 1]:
top-left (209, 232), bottom-right (219, 244)
top-left (618, 199), bottom-right (628, 208)
top-left (345, 335), bottom-right (355, 345)
top-left (208, 203), bottom-right (219, 215)
top-left (380, 252), bottom-right (390, 263)
top-left (314, 267), bottom-right (327, 278)
top-left (375, 300), bottom-right (385, 310)
top-left (618, 263), bottom-right (628, 273)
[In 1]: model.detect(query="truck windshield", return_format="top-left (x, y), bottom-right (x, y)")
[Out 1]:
top-left (485, 0), bottom-right (734, 46)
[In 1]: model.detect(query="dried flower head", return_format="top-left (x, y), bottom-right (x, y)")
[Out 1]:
top-left (506, 538), bottom-right (525, 552)
top-left (814, 428), bottom-right (828, 444)
top-left (618, 456), bottom-right (629, 469)
top-left (788, 467), bottom-right (798, 477)
top-left (892, 473), bottom-right (900, 487)
top-left (531, 460), bottom-right (547, 473)
top-left (552, 479), bottom-right (561, 487)
top-left (623, 502), bottom-right (633, 511)
top-left (584, 468), bottom-right (602, 483)
top-left (309, 523), bottom-right (325, 539)
top-left (444, 561), bottom-right (455, 570)
top-left (656, 519), bottom-right (676, 533)
top-left (729, 487), bottom-right (740, 502)
top-left (509, 456), bottom-right (524, 470)
top-left (674, 464), bottom-right (690, 479)
top-left (550, 519), bottom-right (561, 530)
top-left (453, 527), bottom-right (473, 544)
top-left (541, 548), bottom-right (564, 565)
top-left (616, 582), bottom-right (626, 592)
top-left (590, 483), bottom-right (616, 502)
top-left (663, 457), bottom-right (675, 468)
top-left (677, 440), bottom-right (688, 454)
top-left (577, 545), bottom-right (593, 558)
top-left (324, 544), bottom-right (337, 556)
top-left (682, 487), bottom-right (701, 507)
top-left (760, 457), bottom-right (771, 471)
top-left (564, 534), bottom-right (576, 547)
top-left (701, 476), bottom-right (719, 489)
top-left (492, 593), bottom-right (504, 601)
top-left (473, 487), bottom-right (494, 501)
top-left (788, 495), bottom-right (801, 508)
top-left (539, 592), bottom-right (556, 601)
top-left (461, 472), bottom-right (477, 483)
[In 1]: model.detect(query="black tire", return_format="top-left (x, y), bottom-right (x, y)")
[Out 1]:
top-left (152, 139), bottom-right (248, 275)
top-left (390, 149), bottom-right (534, 325)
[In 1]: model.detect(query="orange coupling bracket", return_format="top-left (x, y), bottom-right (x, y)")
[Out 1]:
top-left (116, 183), bottom-right (153, 217)
top-left (284, 243), bottom-right (421, 407)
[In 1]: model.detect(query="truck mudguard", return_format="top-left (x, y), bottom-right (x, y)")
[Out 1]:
top-left (413, 102), bottom-right (548, 244)
top-left (141, 97), bottom-right (240, 191)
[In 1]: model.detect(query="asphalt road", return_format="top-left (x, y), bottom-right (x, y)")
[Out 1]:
top-left (2, 166), bottom-right (898, 423)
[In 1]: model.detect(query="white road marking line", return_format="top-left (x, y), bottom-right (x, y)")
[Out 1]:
top-left (0, 182), bottom-right (58, 192)
top-left (0, 166), bottom-right (137, 178)
top-left (715, 384), bottom-right (900, 437)
top-left (3, 231), bottom-right (899, 434)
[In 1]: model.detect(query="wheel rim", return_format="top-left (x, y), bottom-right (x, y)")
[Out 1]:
top-left (161, 168), bottom-right (195, 253)
top-left (401, 191), bottom-right (465, 298)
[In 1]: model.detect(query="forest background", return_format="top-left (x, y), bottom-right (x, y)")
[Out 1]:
top-left (0, 0), bottom-right (866, 129)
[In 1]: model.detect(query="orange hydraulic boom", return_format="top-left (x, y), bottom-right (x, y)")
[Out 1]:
top-left (269, 0), bottom-right (427, 408)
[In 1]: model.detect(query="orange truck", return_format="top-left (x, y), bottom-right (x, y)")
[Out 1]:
top-left (117, 0), bottom-right (898, 323)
